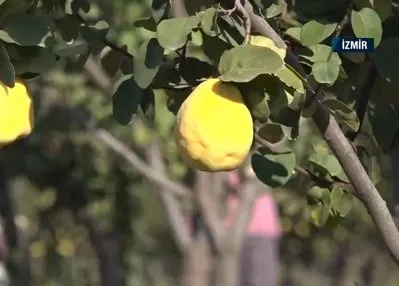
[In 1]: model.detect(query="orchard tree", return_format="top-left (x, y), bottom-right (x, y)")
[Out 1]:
top-left (1, 0), bottom-right (399, 285)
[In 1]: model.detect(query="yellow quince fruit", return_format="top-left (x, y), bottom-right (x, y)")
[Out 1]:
top-left (174, 78), bottom-right (253, 172)
top-left (0, 80), bottom-right (34, 146)
top-left (249, 35), bottom-right (286, 59)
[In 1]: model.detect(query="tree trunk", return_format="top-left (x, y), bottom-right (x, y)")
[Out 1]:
top-left (217, 246), bottom-right (240, 286)
top-left (78, 215), bottom-right (125, 286)
top-left (181, 232), bottom-right (214, 286)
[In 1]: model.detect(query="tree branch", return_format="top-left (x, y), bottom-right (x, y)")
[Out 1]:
top-left (221, 0), bottom-right (252, 44)
top-left (146, 141), bottom-right (191, 252)
top-left (75, 213), bottom-right (124, 286)
top-left (241, 0), bottom-right (399, 264)
top-left (335, 0), bottom-right (355, 37)
top-left (194, 171), bottom-right (224, 254)
top-left (84, 112), bottom-right (192, 197)
top-left (314, 105), bottom-right (399, 262)
top-left (243, 1), bottom-right (286, 49)
top-left (81, 58), bottom-right (192, 198)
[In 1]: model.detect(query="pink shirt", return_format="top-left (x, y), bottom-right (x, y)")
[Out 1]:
top-left (224, 194), bottom-right (282, 237)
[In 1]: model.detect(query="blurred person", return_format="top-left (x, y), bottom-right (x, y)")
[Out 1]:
top-left (225, 167), bottom-right (282, 286)
top-left (182, 166), bottom-right (282, 286)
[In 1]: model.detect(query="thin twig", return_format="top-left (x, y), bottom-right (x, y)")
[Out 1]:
top-left (335, 0), bottom-right (355, 37)
top-left (103, 39), bottom-right (134, 59)
top-left (327, 0), bottom-right (355, 61)
top-left (243, 1), bottom-right (287, 49)
top-left (219, 0), bottom-right (252, 44)
top-left (218, 4), bottom-right (237, 16)
top-left (27, 0), bottom-right (39, 13)
top-left (76, 13), bottom-right (135, 59)
top-left (235, 0), bottom-right (251, 44)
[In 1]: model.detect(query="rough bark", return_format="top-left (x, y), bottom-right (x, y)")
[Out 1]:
top-left (181, 232), bottom-right (214, 286)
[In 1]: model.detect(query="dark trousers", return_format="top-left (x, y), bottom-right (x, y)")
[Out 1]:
top-left (239, 235), bottom-right (280, 286)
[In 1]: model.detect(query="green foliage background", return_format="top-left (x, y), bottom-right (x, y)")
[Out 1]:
top-left (0, 0), bottom-right (399, 285)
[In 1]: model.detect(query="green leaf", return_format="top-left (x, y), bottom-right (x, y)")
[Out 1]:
top-left (200, 7), bottom-right (219, 36)
top-left (165, 88), bottom-right (191, 115)
top-left (215, 15), bottom-right (245, 47)
top-left (121, 57), bottom-right (134, 75)
top-left (287, 91), bottom-right (306, 111)
top-left (8, 46), bottom-right (57, 76)
top-left (273, 65), bottom-right (305, 93)
top-left (152, 61), bottom-right (189, 89)
top-left (180, 57), bottom-right (216, 85)
top-left (251, 147), bottom-right (296, 188)
top-left (0, 42), bottom-right (15, 87)
top-left (357, 145), bottom-right (381, 184)
top-left (351, 8), bottom-right (382, 47)
top-left (284, 27), bottom-right (301, 42)
top-left (65, 0), bottom-right (91, 14)
top-left (369, 105), bottom-right (399, 152)
top-left (301, 44), bottom-right (341, 64)
top-left (134, 38), bottom-right (164, 89)
top-left (258, 123), bottom-right (285, 144)
top-left (312, 59), bottom-right (340, 84)
top-left (308, 202), bottom-right (331, 227)
top-left (341, 51), bottom-right (365, 63)
top-left (53, 40), bottom-right (88, 58)
top-left (57, 14), bottom-right (80, 42)
top-left (156, 16), bottom-right (200, 50)
top-left (239, 77), bottom-right (273, 123)
top-left (140, 89), bottom-right (156, 123)
top-left (152, 0), bottom-right (169, 23)
top-left (371, 37), bottom-right (399, 83)
top-left (201, 33), bottom-right (233, 64)
top-left (80, 21), bottom-right (109, 44)
top-left (308, 152), bottom-right (344, 178)
top-left (338, 66), bottom-right (348, 81)
top-left (322, 99), bottom-right (360, 132)
top-left (307, 186), bottom-right (331, 227)
top-left (330, 187), bottom-right (353, 217)
top-left (112, 76), bottom-right (143, 125)
top-left (218, 45), bottom-right (284, 82)
top-left (134, 17), bottom-right (157, 32)
top-left (271, 102), bottom-right (301, 140)
top-left (101, 47), bottom-right (125, 77)
top-left (308, 186), bottom-right (331, 203)
top-left (0, 13), bottom-right (53, 47)
top-left (354, 0), bottom-right (392, 21)
top-left (265, 3), bottom-right (287, 18)
top-left (300, 21), bottom-right (337, 46)
top-left (190, 30), bottom-right (203, 46)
